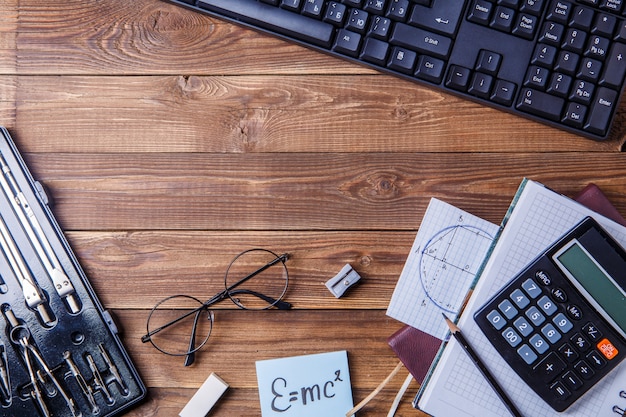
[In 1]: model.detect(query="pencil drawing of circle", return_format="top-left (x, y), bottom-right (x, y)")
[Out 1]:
top-left (419, 224), bottom-right (494, 314)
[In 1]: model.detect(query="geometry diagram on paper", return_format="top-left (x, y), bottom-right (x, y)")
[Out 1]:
top-left (419, 223), bottom-right (495, 314)
top-left (386, 198), bottom-right (499, 339)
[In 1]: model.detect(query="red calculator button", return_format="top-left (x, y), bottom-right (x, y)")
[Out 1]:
top-left (597, 339), bottom-right (618, 360)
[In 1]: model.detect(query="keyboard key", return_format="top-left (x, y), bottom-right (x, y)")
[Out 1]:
top-left (468, 72), bottom-right (494, 98)
top-left (525, 65), bottom-right (550, 88)
top-left (360, 37), bottom-right (389, 65)
top-left (491, 6), bottom-right (516, 31)
top-left (445, 65), bottom-right (472, 91)
top-left (467, 0), bottom-right (494, 25)
top-left (577, 57), bottom-right (602, 81)
top-left (600, 42), bottom-right (626, 89)
top-left (517, 88), bottom-right (564, 120)
top-left (390, 23), bottom-right (453, 59)
top-left (584, 86), bottom-right (617, 135)
top-left (369, 16), bottom-right (392, 39)
top-left (387, 47), bottom-right (417, 73)
top-left (513, 13), bottom-right (539, 39)
top-left (407, 0), bottom-right (466, 36)
top-left (387, 0), bottom-right (410, 21)
top-left (490, 79), bottom-right (517, 105)
top-left (593, 13), bottom-right (617, 36)
top-left (333, 29), bottom-right (362, 56)
top-left (569, 5), bottom-right (595, 29)
top-left (415, 55), bottom-right (446, 83)
top-left (302, 0), bottom-right (324, 17)
top-left (324, 2), bottom-right (347, 25)
top-left (540, 21), bottom-right (565, 45)
top-left (476, 50), bottom-right (502, 74)
top-left (548, 72), bottom-right (573, 97)
top-left (346, 9), bottom-right (369, 33)
top-left (562, 102), bottom-right (587, 128)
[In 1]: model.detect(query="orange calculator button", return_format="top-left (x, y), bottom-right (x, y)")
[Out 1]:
top-left (597, 339), bottom-right (619, 360)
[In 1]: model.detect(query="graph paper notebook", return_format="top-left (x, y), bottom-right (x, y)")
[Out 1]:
top-left (416, 179), bottom-right (626, 417)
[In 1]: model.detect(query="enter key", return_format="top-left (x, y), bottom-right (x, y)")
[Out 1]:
top-left (408, 0), bottom-right (466, 37)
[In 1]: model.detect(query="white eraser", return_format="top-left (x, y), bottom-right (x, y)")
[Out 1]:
top-left (179, 373), bottom-right (229, 417)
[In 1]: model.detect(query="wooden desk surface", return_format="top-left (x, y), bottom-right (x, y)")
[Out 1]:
top-left (2, 1), bottom-right (626, 415)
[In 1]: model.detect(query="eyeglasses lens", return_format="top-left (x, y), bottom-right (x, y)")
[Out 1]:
top-left (147, 295), bottom-right (213, 356)
top-left (225, 249), bottom-right (289, 310)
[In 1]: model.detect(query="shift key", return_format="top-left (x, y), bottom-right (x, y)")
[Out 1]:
top-left (390, 23), bottom-right (452, 59)
top-left (516, 88), bottom-right (564, 121)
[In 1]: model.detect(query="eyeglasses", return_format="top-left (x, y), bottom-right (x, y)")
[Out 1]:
top-left (141, 248), bottom-right (291, 366)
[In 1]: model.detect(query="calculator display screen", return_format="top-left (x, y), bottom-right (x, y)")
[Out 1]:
top-left (554, 239), bottom-right (626, 336)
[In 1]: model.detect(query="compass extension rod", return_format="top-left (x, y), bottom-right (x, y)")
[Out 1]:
top-left (0, 214), bottom-right (52, 324)
top-left (0, 153), bottom-right (80, 313)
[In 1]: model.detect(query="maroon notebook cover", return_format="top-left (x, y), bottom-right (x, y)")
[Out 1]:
top-left (388, 183), bottom-right (626, 383)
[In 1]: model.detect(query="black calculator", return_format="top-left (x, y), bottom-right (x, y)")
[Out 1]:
top-left (474, 217), bottom-right (626, 412)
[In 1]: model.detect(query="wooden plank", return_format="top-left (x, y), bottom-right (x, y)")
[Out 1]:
top-left (66, 230), bottom-right (412, 309)
top-left (20, 152), bottom-right (626, 231)
top-left (115, 309), bottom-right (427, 416)
top-left (15, 0), bottom-right (364, 76)
top-left (12, 76), bottom-right (624, 153)
top-left (0, 0), bottom-right (17, 74)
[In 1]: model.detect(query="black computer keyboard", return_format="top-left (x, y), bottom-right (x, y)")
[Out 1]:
top-left (169, 0), bottom-right (626, 141)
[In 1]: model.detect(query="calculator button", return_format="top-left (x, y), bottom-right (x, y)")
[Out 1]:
top-left (522, 278), bottom-right (542, 298)
top-left (487, 310), bottom-right (507, 330)
top-left (518, 344), bottom-right (538, 365)
top-left (574, 360), bottom-right (595, 380)
top-left (502, 327), bottom-right (523, 347)
top-left (566, 304), bottom-right (583, 320)
top-left (583, 322), bottom-right (602, 341)
top-left (571, 333), bottom-right (591, 352)
top-left (542, 323), bottom-right (562, 344)
top-left (510, 288), bottom-right (530, 309)
top-left (525, 306), bottom-right (546, 326)
top-left (538, 295), bottom-right (558, 316)
top-left (534, 352), bottom-right (567, 383)
top-left (498, 299), bottom-right (518, 319)
top-left (551, 287), bottom-right (567, 303)
top-left (535, 270), bottom-right (551, 286)
top-left (530, 334), bottom-right (550, 354)
top-left (559, 343), bottom-right (579, 362)
top-left (553, 313), bottom-right (573, 334)
top-left (597, 338), bottom-right (619, 360)
top-left (562, 371), bottom-right (583, 390)
top-left (550, 381), bottom-right (571, 400)
top-left (514, 316), bottom-right (533, 337)
top-left (586, 351), bottom-right (607, 369)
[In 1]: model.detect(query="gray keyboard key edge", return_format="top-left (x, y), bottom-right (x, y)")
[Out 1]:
top-left (197, 0), bottom-right (334, 48)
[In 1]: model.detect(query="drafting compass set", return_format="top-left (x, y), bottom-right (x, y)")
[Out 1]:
top-left (0, 128), bottom-right (145, 416)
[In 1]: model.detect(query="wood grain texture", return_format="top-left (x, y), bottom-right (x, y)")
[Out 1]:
top-left (2, 0), bottom-right (626, 416)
